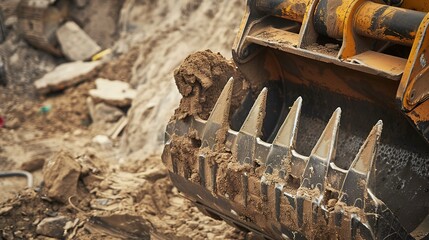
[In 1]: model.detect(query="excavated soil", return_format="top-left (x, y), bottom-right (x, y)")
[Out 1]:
top-left (173, 50), bottom-right (249, 120)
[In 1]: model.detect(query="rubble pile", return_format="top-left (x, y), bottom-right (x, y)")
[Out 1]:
top-left (0, 0), bottom-right (248, 239)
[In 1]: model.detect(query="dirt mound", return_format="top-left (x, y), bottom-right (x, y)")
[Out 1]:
top-left (173, 50), bottom-right (249, 120)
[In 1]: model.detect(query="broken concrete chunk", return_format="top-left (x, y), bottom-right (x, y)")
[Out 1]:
top-left (56, 21), bottom-right (101, 61)
top-left (36, 216), bottom-right (70, 239)
top-left (34, 61), bottom-right (102, 94)
top-left (89, 78), bottom-right (137, 107)
top-left (43, 151), bottom-right (81, 203)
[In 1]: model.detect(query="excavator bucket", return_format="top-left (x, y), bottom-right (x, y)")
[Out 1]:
top-left (163, 0), bottom-right (429, 239)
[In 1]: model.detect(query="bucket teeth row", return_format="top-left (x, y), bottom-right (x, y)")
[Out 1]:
top-left (162, 81), bottom-right (411, 240)
top-left (301, 108), bottom-right (341, 192)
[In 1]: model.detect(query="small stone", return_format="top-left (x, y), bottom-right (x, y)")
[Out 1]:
top-left (34, 61), bottom-right (102, 94)
top-left (56, 21), bottom-right (101, 61)
top-left (92, 135), bottom-right (112, 149)
top-left (13, 231), bottom-right (24, 238)
top-left (4, 117), bottom-right (20, 129)
top-left (92, 103), bottom-right (124, 123)
top-left (141, 168), bottom-right (167, 182)
top-left (73, 129), bottom-right (83, 136)
top-left (44, 210), bottom-right (58, 217)
top-left (89, 78), bottom-right (136, 107)
top-left (187, 221), bottom-right (199, 230)
top-left (327, 198), bottom-right (337, 208)
top-left (325, 43), bottom-right (339, 50)
top-left (36, 216), bottom-right (69, 238)
top-left (21, 158), bottom-right (45, 172)
top-left (207, 233), bottom-right (215, 239)
top-left (0, 206), bottom-right (13, 215)
top-left (32, 218), bottom-right (41, 226)
top-left (169, 197), bottom-right (184, 207)
top-left (43, 151), bottom-right (81, 203)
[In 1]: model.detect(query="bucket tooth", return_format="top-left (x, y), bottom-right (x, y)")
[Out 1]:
top-left (339, 121), bottom-right (383, 208)
top-left (234, 88), bottom-right (268, 165)
top-left (201, 77), bottom-right (234, 149)
top-left (273, 97), bottom-right (302, 148)
top-left (265, 97), bottom-right (302, 175)
top-left (239, 88), bottom-right (268, 136)
top-left (301, 108), bottom-right (341, 192)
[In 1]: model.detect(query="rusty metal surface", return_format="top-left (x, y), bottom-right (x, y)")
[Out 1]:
top-left (354, 2), bottom-right (425, 46)
top-left (255, 0), bottom-right (310, 23)
top-left (376, 0), bottom-right (429, 12)
top-left (233, 0), bottom-right (429, 142)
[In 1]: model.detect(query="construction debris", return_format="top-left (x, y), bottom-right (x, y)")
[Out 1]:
top-left (86, 214), bottom-right (151, 239)
top-left (36, 216), bottom-right (70, 239)
top-left (0, 170), bottom-right (33, 188)
top-left (43, 151), bottom-right (82, 203)
top-left (34, 61), bottom-right (102, 94)
top-left (108, 116), bottom-right (128, 139)
top-left (89, 78), bottom-right (136, 107)
top-left (56, 21), bottom-right (102, 61)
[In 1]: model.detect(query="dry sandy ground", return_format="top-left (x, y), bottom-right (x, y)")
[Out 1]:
top-left (0, 0), bottom-right (255, 239)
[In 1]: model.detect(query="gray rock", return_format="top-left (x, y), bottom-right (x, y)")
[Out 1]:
top-left (56, 21), bottom-right (101, 61)
top-left (36, 216), bottom-right (69, 238)
top-left (34, 61), bottom-right (102, 94)
top-left (92, 103), bottom-right (124, 123)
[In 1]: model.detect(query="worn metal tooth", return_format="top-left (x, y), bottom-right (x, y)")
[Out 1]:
top-left (201, 77), bottom-right (234, 149)
top-left (198, 78), bottom-right (233, 189)
top-left (234, 88), bottom-right (268, 165)
top-left (274, 97), bottom-right (302, 147)
top-left (301, 108), bottom-right (341, 192)
top-left (265, 97), bottom-right (302, 175)
top-left (239, 88), bottom-right (268, 136)
top-left (339, 121), bottom-right (383, 208)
